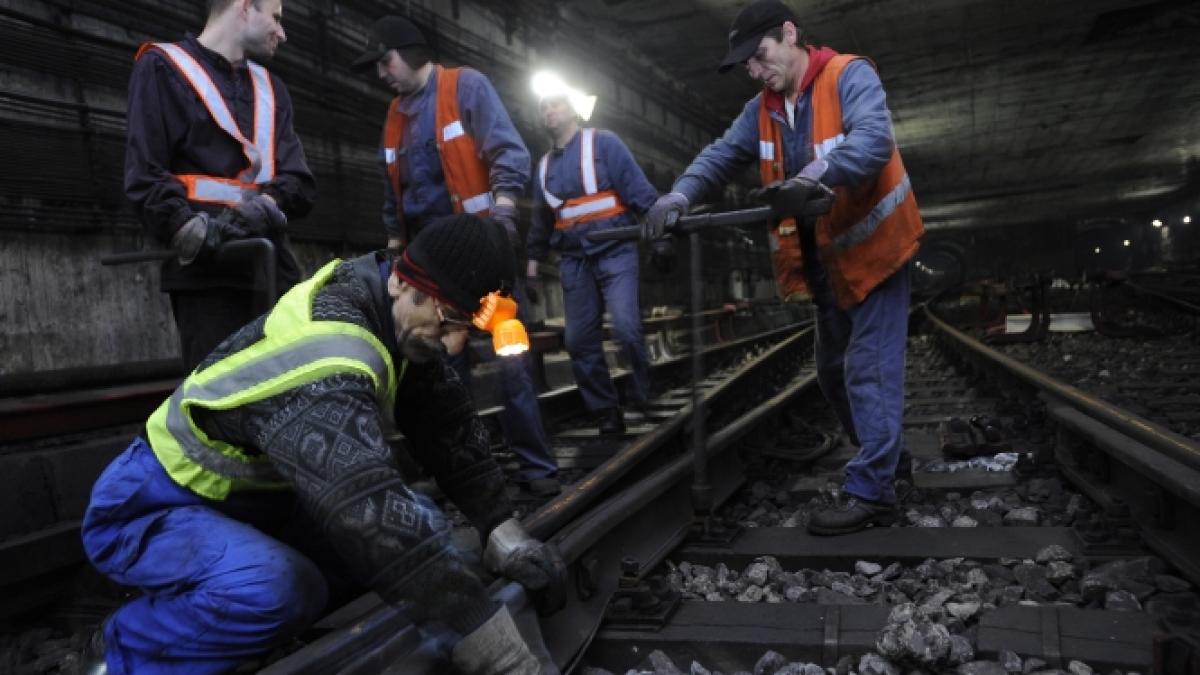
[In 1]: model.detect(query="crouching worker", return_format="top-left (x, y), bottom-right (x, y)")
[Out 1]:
top-left (79, 214), bottom-right (563, 675)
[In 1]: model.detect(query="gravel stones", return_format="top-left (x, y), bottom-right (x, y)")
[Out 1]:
top-left (857, 561), bottom-right (884, 576)
top-left (754, 651), bottom-right (787, 675)
top-left (1105, 590), bottom-right (1142, 611)
top-left (1067, 660), bottom-right (1094, 675)
top-left (957, 661), bottom-right (1008, 675)
top-left (876, 610), bottom-right (952, 665)
top-left (649, 650), bottom-right (685, 674)
top-left (948, 635), bottom-right (976, 665)
top-left (1035, 545), bottom-right (1073, 564)
top-left (1002, 507), bottom-right (1040, 526)
top-left (998, 649), bottom-right (1023, 673)
top-left (1046, 561), bottom-right (1077, 585)
top-left (860, 653), bottom-right (901, 675)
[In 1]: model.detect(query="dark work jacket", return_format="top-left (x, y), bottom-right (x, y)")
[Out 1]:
top-left (124, 35), bottom-right (316, 292)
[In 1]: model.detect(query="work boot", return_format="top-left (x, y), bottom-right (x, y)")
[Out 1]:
top-left (808, 495), bottom-right (896, 536)
top-left (598, 407), bottom-right (625, 435)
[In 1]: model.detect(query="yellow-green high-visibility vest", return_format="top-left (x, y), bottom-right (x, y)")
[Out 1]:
top-left (145, 259), bottom-right (404, 500)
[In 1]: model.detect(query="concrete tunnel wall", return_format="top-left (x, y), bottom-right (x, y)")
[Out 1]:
top-left (0, 0), bottom-right (778, 377)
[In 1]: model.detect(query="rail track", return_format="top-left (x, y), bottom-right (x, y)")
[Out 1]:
top-left (258, 292), bottom-right (1200, 674)
top-left (5, 280), bottom-right (1200, 674)
top-left (0, 301), bottom-right (809, 673)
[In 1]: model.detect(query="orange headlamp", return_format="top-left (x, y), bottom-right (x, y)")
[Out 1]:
top-left (472, 292), bottom-right (530, 356)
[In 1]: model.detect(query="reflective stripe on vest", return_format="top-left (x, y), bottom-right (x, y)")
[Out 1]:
top-left (384, 66), bottom-right (494, 227)
top-left (539, 128), bottom-right (628, 229)
top-left (141, 42), bottom-right (276, 205)
top-left (808, 54), bottom-right (924, 307)
top-left (756, 54), bottom-right (923, 307)
top-left (145, 259), bottom-right (402, 500)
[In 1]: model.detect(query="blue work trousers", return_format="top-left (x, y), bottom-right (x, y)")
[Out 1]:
top-left (559, 246), bottom-right (650, 411)
top-left (803, 249), bottom-right (911, 504)
top-left (448, 278), bottom-right (557, 482)
top-left (80, 438), bottom-right (340, 674)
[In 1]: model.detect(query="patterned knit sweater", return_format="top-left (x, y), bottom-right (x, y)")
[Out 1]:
top-left (188, 254), bottom-right (512, 632)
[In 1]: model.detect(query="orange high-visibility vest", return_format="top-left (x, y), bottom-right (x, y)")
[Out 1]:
top-left (538, 128), bottom-right (628, 230)
top-left (383, 66), bottom-right (494, 238)
top-left (759, 54), bottom-right (923, 308)
top-left (136, 42), bottom-right (276, 207)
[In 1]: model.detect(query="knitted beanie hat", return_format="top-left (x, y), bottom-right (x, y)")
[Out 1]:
top-left (393, 214), bottom-right (515, 312)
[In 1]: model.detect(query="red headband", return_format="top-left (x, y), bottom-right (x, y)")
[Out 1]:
top-left (392, 250), bottom-right (465, 312)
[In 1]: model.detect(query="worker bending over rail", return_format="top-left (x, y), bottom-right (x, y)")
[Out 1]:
top-left (80, 216), bottom-right (562, 675)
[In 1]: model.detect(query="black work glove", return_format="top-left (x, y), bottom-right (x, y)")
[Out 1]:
top-left (490, 202), bottom-right (523, 262)
top-left (648, 235), bottom-right (678, 275)
top-left (643, 191), bottom-right (688, 240)
top-left (752, 177), bottom-right (835, 220)
top-left (173, 211), bottom-right (248, 265)
top-left (483, 519), bottom-right (567, 615)
top-left (233, 192), bottom-right (287, 238)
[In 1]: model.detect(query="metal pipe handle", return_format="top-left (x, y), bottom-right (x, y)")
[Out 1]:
top-left (100, 237), bottom-right (278, 302)
top-left (586, 206), bottom-right (774, 242)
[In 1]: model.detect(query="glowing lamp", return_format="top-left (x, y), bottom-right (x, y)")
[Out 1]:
top-left (530, 70), bottom-right (597, 121)
top-left (473, 292), bottom-right (529, 356)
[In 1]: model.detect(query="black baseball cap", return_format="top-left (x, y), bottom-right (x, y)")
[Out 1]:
top-left (718, 0), bottom-right (798, 73)
top-left (350, 16), bottom-right (427, 73)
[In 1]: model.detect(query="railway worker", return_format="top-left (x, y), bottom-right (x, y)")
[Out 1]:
top-left (79, 215), bottom-right (563, 675)
top-left (352, 15), bottom-right (560, 497)
top-left (124, 0), bottom-right (316, 372)
top-left (643, 0), bottom-right (924, 535)
top-left (526, 72), bottom-right (661, 435)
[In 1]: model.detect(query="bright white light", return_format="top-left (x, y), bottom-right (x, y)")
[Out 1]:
top-left (1123, 239), bottom-right (1130, 247)
top-left (1185, 216), bottom-right (1192, 224)
top-left (1152, 219), bottom-right (1163, 228)
top-left (531, 70), bottom-right (597, 121)
top-left (1094, 247), bottom-right (1101, 254)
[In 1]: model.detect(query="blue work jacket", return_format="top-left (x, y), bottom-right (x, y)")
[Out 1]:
top-left (379, 67), bottom-right (530, 239)
top-left (528, 128), bottom-right (658, 261)
top-left (673, 59), bottom-right (895, 201)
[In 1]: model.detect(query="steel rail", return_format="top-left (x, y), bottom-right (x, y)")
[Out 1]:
top-left (923, 305), bottom-right (1200, 472)
top-left (1124, 280), bottom-right (1200, 316)
top-left (525, 324), bottom-right (815, 541)
top-left (260, 323), bottom-right (816, 674)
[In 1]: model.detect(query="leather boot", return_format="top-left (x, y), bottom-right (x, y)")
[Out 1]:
top-left (808, 496), bottom-right (896, 536)
top-left (598, 407), bottom-right (625, 435)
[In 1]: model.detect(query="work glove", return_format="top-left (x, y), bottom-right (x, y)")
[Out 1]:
top-left (172, 211), bottom-right (247, 265)
top-left (752, 177), bottom-right (835, 221)
top-left (648, 235), bottom-right (678, 275)
top-left (483, 518), bottom-right (567, 616)
top-left (491, 202), bottom-right (524, 262)
top-left (232, 192), bottom-right (287, 238)
top-left (642, 191), bottom-right (689, 240)
top-left (449, 606), bottom-right (542, 675)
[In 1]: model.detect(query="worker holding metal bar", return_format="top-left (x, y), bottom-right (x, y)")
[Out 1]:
top-left (352, 15), bottom-right (560, 497)
top-left (79, 215), bottom-right (563, 675)
top-left (644, 0), bottom-right (925, 535)
top-left (124, 0), bottom-right (316, 371)
top-left (526, 71), bottom-right (661, 435)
